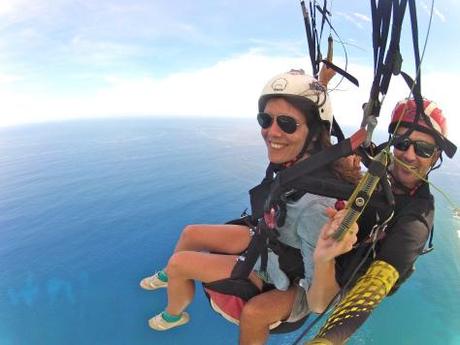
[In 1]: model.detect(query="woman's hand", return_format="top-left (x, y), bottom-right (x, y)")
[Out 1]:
top-left (314, 207), bottom-right (358, 264)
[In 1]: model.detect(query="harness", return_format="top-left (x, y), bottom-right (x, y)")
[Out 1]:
top-left (203, 129), bottom-right (381, 331)
top-left (239, 129), bottom-right (368, 280)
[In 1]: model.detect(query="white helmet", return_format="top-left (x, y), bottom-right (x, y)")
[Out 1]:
top-left (258, 69), bottom-right (333, 131)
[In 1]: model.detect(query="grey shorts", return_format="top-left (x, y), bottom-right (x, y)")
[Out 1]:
top-left (286, 284), bottom-right (310, 323)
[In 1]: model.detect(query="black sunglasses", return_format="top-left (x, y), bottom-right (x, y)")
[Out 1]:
top-left (393, 135), bottom-right (438, 158)
top-left (257, 112), bottom-right (301, 134)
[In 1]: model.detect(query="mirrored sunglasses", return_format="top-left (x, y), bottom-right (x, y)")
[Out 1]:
top-left (393, 135), bottom-right (438, 158)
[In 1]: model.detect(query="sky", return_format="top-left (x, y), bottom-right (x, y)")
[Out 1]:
top-left (0, 0), bottom-right (459, 144)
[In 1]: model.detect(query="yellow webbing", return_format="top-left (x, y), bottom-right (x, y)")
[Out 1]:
top-left (305, 260), bottom-right (399, 345)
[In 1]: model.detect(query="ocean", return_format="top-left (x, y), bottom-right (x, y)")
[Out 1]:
top-left (0, 118), bottom-right (459, 345)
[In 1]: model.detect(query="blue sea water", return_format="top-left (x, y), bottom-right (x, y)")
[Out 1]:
top-left (0, 118), bottom-right (459, 345)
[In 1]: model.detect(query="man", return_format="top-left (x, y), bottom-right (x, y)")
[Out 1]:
top-left (307, 98), bottom-right (457, 344)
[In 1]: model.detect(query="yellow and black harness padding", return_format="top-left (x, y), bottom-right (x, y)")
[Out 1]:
top-left (305, 260), bottom-right (399, 345)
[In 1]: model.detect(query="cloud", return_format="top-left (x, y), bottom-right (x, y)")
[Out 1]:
top-left (69, 35), bottom-right (142, 66)
top-left (247, 39), bottom-right (305, 56)
top-left (336, 11), bottom-right (372, 30)
top-left (421, 1), bottom-right (447, 22)
top-left (0, 51), bottom-right (458, 146)
top-left (336, 11), bottom-right (363, 29)
top-left (0, 52), bottom-right (305, 127)
top-left (0, 0), bottom-right (51, 28)
top-left (0, 72), bottom-right (23, 84)
top-left (433, 7), bottom-right (447, 22)
top-left (353, 12), bottom-right (371, 23)
top-left (0, 0), bottom-right (29, 16)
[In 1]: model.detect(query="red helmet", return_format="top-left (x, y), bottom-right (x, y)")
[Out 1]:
top-left (388, 98), bottom-right (456, 158)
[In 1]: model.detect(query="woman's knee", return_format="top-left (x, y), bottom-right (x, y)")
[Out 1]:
top-left (177, 224), bottom-right (203, 248)
top-left (241, 290), bottom-right (295, 327)
top-left (166, 251), bottom-right (192, 278)
top-left (240, 300), bottom-right (270, 325)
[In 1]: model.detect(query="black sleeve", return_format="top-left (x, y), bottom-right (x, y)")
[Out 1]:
top-left (376, 201), bottom-right (433, 287)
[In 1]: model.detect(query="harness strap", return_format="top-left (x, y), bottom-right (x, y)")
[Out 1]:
top-left (320, 59), bottom-right (359, 87)
top-left (301, 0), bottom-right (319, 77)
top-left (265, 128), bottom-right (367, 214)
top-left (309, 2), bottom-right (360, 87)
top-left (408, 0), bottom-right (421, 91)
top-left (237, 130), bottom-right (368, 282)
top-left (330, 117), bottom-right (345, 142)
top-left (318, 0), bottom-right (329, 40)
top-left (362, 0), bottom-right (408, 147)
top-left (229, 220), bottom-right (266, 279)
top-left (379, 0), bottom-right (407, 94)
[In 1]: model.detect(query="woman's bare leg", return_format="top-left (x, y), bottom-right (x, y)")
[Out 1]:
top-left (239, 286), bottom-right (298, 345)
top-left (141, 224), bottom-right (252, 291)
top-left (164, 251), bottom-right (262, 315)
top-left (160, 224), bottom-right (251, 276)
top-left (173, 224), bottom-right (252, 253)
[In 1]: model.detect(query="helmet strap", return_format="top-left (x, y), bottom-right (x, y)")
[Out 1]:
top-left (427, 152), bottom-right (443, 174)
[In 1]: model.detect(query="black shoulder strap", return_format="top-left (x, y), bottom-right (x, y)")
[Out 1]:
top-left (265, 128), bottom-right (367, 212)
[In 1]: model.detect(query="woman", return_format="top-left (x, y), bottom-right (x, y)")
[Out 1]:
top-left (140, 69), bottom-right (361, 342)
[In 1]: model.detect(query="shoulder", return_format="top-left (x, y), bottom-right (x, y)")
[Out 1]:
top-left (375, 193), bottom-right (434, 278)
top-left (289, 193), bottom-right (335, 236)
top-left (293, 193), bottom-right (336, 213)
top-left (386, 186), bottom-right (434, 245)
top-left (394, 187), bottom-right (435, 229)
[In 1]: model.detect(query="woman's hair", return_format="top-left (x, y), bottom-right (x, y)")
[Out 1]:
top-left (317, 129), bottom-right (363, 185)
top-left (287, 96), bottom-right (362, 185)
